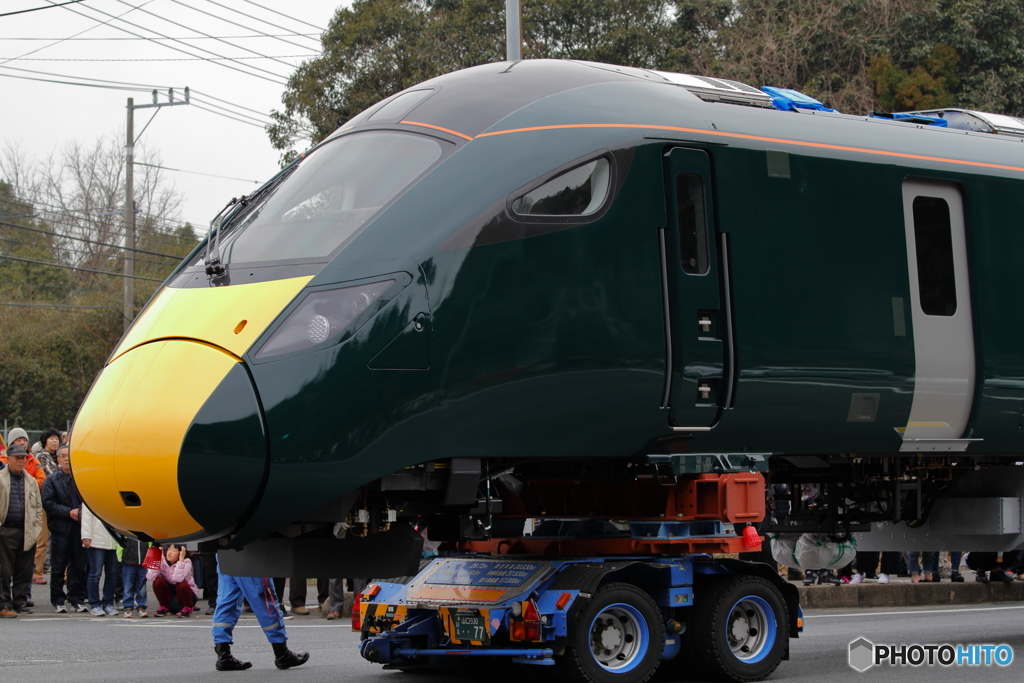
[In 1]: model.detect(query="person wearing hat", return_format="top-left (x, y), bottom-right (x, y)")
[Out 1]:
top-left (2, 428), bottom-right (49, 609)
top-left (0, 443), bottom-right (44, 617)
top-left (1, 429), bottom-right (46, 490)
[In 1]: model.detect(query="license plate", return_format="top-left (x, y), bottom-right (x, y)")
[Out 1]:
top-left (454, 611), bottom-right (489, 644)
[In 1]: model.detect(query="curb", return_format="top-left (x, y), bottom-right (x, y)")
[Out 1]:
top-left (798, 581), bottom-right (1024, 609)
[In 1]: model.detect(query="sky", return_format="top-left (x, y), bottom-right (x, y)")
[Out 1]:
top-left (0, 0), bottom-right (347, 232)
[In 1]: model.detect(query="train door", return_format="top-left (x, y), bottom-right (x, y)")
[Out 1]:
top-left (900, 179), bottom-right (976, 450)
top-left (659, 146), bottom-right (733, 431)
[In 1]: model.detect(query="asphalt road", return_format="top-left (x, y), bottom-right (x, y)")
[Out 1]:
top-left (3, 603), bottom-right (1024, 683)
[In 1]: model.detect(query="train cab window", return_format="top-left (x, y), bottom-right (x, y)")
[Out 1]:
top-left (511, 159), bottom-right (610, 216)
top-left (676, 172), bottom-right (708, 275)
top-left (912, 196), bottom-right (957, 316)
top-left (216, 131), bottom-right (444, 265)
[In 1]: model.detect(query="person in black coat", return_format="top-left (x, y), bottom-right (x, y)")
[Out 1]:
top-left (41, 445), bottom-right (87, 613)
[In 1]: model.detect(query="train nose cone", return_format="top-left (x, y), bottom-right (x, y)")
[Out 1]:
top-left (71, 339), bottom-right (266, 541)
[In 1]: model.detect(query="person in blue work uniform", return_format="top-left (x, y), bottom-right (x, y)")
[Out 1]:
top-left (211, 558), bottom-right (309, 671)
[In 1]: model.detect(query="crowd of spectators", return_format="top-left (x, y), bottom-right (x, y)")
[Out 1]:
top-left (794, 550), bottom-right (1023, 586)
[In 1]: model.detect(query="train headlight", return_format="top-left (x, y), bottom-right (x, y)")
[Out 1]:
top-left (255, 280), bottom-right (395, 359)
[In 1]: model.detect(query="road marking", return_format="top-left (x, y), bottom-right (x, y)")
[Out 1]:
top-left (805, 605), bottom-right (1024, 619)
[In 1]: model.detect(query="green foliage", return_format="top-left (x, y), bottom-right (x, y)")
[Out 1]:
top-left (268, 0), bottom-right (733, 158)
top-left (268, 0), bottom-right (1024, 154)
top-left (706, 0), bottom-right (936, 113)
top-left (899, 0), bottom-right (1024, 114)
top-left (868, 44), bottom-right (960, 111)
top-left (0, 161), bottom-right (199, 429)
top-left (0, 305), bottom-right (122, 428)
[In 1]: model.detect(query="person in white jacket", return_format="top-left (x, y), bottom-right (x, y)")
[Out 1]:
top-left (80, 505), bottom-right (119, 616)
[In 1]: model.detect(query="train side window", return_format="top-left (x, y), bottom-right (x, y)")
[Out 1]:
top-left (511, 159), bottom-right (610, 216)
top-left (676, 172), bottom-right (708, 275)
top-left (912, 196), bottom-right (957, 316)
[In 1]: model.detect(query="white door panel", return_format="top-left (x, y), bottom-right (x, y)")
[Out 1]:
top-left (901, 180), bottom-right (975, 445)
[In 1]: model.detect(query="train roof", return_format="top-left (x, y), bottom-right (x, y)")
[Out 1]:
top-left (331, 59), bottom-right (1024, 179)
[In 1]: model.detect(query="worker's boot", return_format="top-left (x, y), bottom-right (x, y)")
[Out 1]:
top-left (214, 643), bottom-right (252, 671)
top-left (272, 641), bottom-right (309, 670)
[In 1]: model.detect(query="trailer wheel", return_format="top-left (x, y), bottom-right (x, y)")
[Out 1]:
top-left (690, 576), bottom-right (788, 682)
top-left (561, 582), bottom-right (664, 683)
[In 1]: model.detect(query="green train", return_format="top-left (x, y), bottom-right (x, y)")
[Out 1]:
top-left (71, 59), bottom-right (1024, 578)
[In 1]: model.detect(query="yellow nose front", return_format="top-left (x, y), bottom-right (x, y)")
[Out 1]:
top-left (71, 339), bottom-right (239, 540)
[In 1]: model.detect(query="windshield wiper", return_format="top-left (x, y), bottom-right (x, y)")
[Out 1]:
top-left (202, 159), bottom-right (305, 279)
top-left (204, 196), bottom-right (243, 278)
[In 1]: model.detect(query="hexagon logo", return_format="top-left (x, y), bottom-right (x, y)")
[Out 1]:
top-left (849, 637), bottom-right (875, 672)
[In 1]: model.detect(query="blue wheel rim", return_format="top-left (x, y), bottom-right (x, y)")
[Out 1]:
top-left (725, 595), bottom-right (776, 664)
top-left (587, 602), bottom-right (650, 673)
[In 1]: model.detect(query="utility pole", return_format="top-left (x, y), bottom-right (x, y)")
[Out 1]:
top-left (506, 0), bottom-right (522, 61)
top-left (124, 98), bottom-right (134, 332)
top-left (124, 87), bottom-right (189, 331)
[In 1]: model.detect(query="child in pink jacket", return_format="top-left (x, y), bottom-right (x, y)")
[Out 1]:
top-left (147, 544), bottom-right (199, 617)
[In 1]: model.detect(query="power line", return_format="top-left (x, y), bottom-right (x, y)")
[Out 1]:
top-left (0, 280), bottom-right (115, 292)
top-left (239, 0), bottom-right (328, 33)
top-left (1, 34), bottom-right (322, 40)
top-left (1, 54), bottom-right (314, 62)
top-left (0, 0), bottom-right (154, 68)
top-left (0, 0), bottom-right (85, 18)
top-left (110, 0), bottom-right (307, 73)
top-left (1, 63), bottom-right (278, 131)
top-left (0, 70), bottom-right (154, 92)
top-left (170, 0), bottom-right (321, 52)
top-left (189, 89), bottom-right (274, 121)
top-left (134, 162), bottom-right (260, 184)
top-left (0, 219), bottom-right (185, 259)
top-left (0, 302), bottom-right (121, 311)
top-left (190, 101), bottom-right (267, 129)
top-left (79, 0), bottom-right (291, 84)
top-left (0, 253), bottom-right (165, 281)
top-left (5, 184), bottom-right (205, 237)
top-left (189, 94), bottom-right (273, 125)
top-left (51, 0), bottom-right (289, 86)
top-left (0, 63), bottom-right (167, 89)
top-left (0, 235), bottom-right (178, 269)
top-left (1, 207), bottom-right (193, 252)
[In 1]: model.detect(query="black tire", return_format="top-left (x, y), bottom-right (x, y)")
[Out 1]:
top-left (560, 582), bottom-right (665, 683)
top-left (688, 576), bottom-right (788, 682)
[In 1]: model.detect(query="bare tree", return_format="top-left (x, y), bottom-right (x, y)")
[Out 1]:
top-left (1, 132), bottom-right (182, 279)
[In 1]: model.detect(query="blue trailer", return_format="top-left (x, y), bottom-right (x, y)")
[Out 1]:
top-left (358, 551), bottom-right (801, 683)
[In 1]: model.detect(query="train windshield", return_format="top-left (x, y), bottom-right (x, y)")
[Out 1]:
top-left (213, 131), bottom-right (444, 266)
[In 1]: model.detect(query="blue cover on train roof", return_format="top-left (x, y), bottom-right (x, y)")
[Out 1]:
top-left (870, 111), bottom-right (949, 127)
top-left (762, 86), bottom-right (836, 113)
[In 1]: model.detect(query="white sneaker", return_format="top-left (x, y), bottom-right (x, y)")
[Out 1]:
top-left (89, 606), bottom-right (105, 616)
top-left (54, 604), bottom-right (67, 613)
top-left (850, 573), bottom-right (863, 584)
top-left (878, 573), bottom-right (890, 584)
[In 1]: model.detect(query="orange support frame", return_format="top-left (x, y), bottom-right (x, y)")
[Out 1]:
top-left (496, 472), bottom-right (766, 523)
top-left (455, 472), bottom-right (767, 557)
top-left (453, 534), bottom-right (754, 557)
